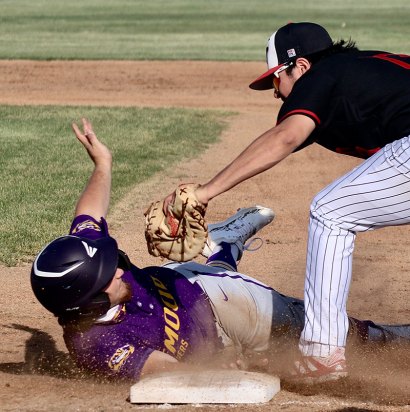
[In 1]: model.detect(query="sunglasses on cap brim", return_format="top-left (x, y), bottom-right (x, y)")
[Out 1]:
top-left (272, 61), bottom-right (294, 91)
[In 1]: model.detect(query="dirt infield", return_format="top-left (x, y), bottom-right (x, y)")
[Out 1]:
top-left (0, 60), bottom-right (409, 411)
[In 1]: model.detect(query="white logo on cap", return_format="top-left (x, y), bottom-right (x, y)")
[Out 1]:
top-left (82, 241), bottom-right (97, 257)
top-left (287, 48), bottom-right (296, 58)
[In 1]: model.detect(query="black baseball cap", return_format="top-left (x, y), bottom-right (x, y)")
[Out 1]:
top-left (249, 22), bottom-right (333, 90)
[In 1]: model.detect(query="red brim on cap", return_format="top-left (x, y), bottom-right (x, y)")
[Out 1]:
top-left (249, 64), bottom-right (281, 90)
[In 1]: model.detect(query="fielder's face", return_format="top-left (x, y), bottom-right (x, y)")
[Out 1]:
top-left (273, 58), bottom-right (311, 101)
top-left (104, 268), bottom-right (132, 306)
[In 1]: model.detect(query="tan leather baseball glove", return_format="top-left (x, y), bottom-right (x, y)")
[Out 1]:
top-left (144, 184), bottom-right (208, 262)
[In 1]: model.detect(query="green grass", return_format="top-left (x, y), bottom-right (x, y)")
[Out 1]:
top-left (0, 105), bottom-right (229, 266)
top-left (0, 0), bottom-right (409, 60)
top-left (1, 1), bottom-right (409, 263)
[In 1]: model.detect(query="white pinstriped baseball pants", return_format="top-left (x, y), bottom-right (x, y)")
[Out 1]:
top-left (300, 134), bottom-right (410, 357)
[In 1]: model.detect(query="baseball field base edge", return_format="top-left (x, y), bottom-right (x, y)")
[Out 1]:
top-left (130, 369), bottom-right (280, 404)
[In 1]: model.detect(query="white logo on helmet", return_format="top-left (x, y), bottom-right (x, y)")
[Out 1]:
top-left (82, 241), bottom-right (98, 257)
top-left (34, 260), bottom-right (84, 278)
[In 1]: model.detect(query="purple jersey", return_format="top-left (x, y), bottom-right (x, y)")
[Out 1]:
top-left (62, 215), bottom-right (222, 380)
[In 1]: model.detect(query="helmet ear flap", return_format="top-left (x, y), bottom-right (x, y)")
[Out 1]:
top-left (59, 292), bottom-right (111, 325)
top-left (79, 292), bottom-right (111, 318)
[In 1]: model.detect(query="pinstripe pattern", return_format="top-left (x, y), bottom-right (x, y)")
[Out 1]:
top-left (301, 135), bottom-right (410, 357)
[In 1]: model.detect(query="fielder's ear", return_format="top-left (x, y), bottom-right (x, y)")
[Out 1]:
top-left (295, 58), bottom-right (312, 74)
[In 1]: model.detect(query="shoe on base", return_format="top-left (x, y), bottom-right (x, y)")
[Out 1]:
top-left (202, 206), bottom-right (275, 258)
top-left (287, 347), bottom-right (347, 385)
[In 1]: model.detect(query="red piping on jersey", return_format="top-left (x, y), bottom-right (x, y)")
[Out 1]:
top-left (369, 53), bottom-right (410, 69)
top-left (336, 146), bottom-right (381, 158)
top-left (277, 109), bottom-right (321, 125)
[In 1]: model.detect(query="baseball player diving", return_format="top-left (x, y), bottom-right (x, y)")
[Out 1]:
top-left (31, 119), bottom-right (410, 382)
top-left (163, 21), bottom-right (410, 384)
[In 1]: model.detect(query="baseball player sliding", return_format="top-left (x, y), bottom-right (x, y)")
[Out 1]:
top-left (31, 120), bottom-right (410, 382)
top-left (164, 21), bottom-right (410, 383)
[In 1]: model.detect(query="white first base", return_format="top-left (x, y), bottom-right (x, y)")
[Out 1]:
top-left (130, 369), bottom-right (280, 404)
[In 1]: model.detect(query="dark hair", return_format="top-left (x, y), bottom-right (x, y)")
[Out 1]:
top-left (285, 38), bottom-right (359, 74)
top-left (310, 38), bottom-right (358, 61)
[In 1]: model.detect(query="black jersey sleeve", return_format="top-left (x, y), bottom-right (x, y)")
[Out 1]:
top-left (277, 69), bottom-right (337, 127)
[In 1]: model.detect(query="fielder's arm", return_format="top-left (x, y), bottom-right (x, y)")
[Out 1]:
top-left (71, 118), bottom-right (113, 220)
top-left (195, 114), bottom-right (315, 204)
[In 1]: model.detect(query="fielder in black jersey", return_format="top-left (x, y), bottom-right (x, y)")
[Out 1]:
top-left (278, 51), bottom-right (410, 158)
top-left (164, 22), bottom-right (410, 384)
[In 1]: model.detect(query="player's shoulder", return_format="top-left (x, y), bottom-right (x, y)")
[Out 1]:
top-left (313, 50), bottom-right (386, 68)
top-left (345, 50), bottom-right (410, 68)
top-left (69, 214), bottom-right (110, 240)
top-left (130, 265), bottom-right (187, 290)
top-left (312, 50), bottom-right (410, 82)
top-left (351, 50), bottom-right (410, 83)
top-left (70, 216), bottom-right (102, 234)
